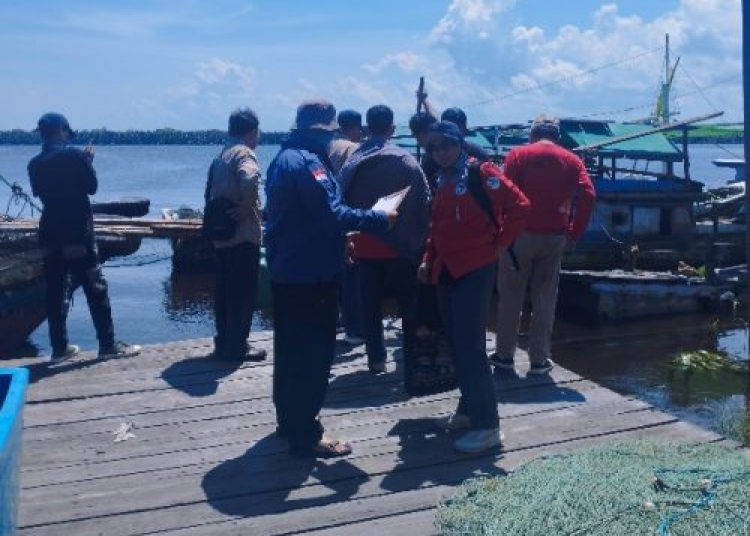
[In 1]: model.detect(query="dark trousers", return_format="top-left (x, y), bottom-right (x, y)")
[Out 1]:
top-left (214, 242), bottom-right (260, 358)
top-left (437, 262), bottom-right (499, 430)
top-left (340, 260), bottom-right (364, 338)
top-left (43, 246), bottom-right (115, 354)
top-left (358, 257), bottom-right (419, 366)
top-left (271, 280), bottom-right (338, 453)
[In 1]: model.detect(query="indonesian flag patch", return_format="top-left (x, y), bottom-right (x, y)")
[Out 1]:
top-left (309, 165), bottom-right (328, 181)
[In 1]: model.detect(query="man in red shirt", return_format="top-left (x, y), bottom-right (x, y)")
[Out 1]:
top-left (493, 115), bottom-right (595, 375)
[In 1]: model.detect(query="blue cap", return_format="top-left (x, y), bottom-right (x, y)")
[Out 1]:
top-left (35, 112), bottom-right (73, 139)
top-left (427, 120), bottom-right (463, 143)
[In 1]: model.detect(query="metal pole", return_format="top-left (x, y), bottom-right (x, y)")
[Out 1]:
top-left (742, 0), bottom-right (750, 447)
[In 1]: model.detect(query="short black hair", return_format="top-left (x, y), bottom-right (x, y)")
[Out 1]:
top-left (366, 105), bottom-right (394, 136)
top-left (337, 109), bottom-right (362, 130)
top-left (408, 112), bottom-right (437, 135)
top-left (228, 108), bottom-right (259, 137)
top-left (440, 107), bottom-right (467, 130)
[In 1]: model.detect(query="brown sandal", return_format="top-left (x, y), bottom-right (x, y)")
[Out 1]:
top-left (311, 437), bottom-right (352, 458)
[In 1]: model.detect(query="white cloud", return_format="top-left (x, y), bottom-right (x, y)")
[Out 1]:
top-left (170, 58), bottom-right (256, 99)
top-left (430, 0), bottom-right (516, 43)
top-left (363, 52), bottom-right (428, 75)
top-left (423, 0), bottom-right (742, 123)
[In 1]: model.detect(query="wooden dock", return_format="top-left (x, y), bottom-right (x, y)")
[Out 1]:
top-left (1, 217), bottom-right (202, 240)
top-left (4, 329), bottom-right (723, 536)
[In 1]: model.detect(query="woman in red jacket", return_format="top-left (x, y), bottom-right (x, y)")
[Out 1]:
top-left (418, 121), bottom-right (529, 453)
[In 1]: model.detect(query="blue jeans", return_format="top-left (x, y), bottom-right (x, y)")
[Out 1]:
top-left (437, 261), bottom-right (499, 430)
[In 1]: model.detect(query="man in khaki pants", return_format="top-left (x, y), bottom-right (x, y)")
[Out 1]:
top-left (492, 116), bottom-right (595, 374)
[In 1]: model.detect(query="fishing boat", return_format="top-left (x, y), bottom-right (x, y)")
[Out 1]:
top-left (0, 235), bottom-right (46, 356)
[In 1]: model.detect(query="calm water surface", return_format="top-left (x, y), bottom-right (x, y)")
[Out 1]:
top-left (1, 143), bottom-right (747, 437)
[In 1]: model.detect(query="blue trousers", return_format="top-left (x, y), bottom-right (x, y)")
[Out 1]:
top-left (271, 280), bottom-right (338, 453)
top-left (437, 261), bottom-right (499, 430)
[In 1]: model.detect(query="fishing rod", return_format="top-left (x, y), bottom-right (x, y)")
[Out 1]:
top-left (0, 173), bottom-right (42, 218)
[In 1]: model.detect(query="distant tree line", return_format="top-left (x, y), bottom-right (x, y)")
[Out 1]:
top-left (0, 128), bottom-right (289, 145)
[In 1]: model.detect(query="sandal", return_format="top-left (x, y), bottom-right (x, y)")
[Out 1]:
top-left (310, 437), bottom-right (352, 458)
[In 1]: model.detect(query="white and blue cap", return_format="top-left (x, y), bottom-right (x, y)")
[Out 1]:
top-left (35, 112), bottom-right (73, 139)
top-left (530, 114), bottom-right (560, 140)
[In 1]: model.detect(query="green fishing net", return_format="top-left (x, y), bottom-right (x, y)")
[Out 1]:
top-left (436, 442), bottom-right (750, 536)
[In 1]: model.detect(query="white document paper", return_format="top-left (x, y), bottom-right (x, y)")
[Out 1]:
top-left (371, 186), bottom-right (410, 212)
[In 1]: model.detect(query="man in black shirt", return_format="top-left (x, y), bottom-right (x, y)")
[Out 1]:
top-left (440, 107), bottom-right (491, 162)
top-left (28, 112), bottom-right (140, 363)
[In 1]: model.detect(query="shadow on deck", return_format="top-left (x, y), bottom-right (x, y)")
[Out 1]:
top-left (3, 328), bottom-right (723, 536)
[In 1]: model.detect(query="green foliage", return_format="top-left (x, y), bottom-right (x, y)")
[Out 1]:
top-left (710, 396), bottom-right (749, 444)
top-left (671, 350), bottom-right (747, 373)
top-left (664, 125), bottom-right (743, 144)
top-left (436, 442), bottom-right (750, 536)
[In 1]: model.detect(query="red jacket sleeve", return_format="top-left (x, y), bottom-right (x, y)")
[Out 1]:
top-left (568, 156), bottom-right (596, 240)
top-left (481, 162), bottom-right (529, 249)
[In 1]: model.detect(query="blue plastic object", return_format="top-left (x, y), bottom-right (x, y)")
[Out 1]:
top-left (0, 369), bottom-right (29, 536)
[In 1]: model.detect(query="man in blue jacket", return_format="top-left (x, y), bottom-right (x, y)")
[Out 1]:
top-left (265, 99), bottom-right (397, 458)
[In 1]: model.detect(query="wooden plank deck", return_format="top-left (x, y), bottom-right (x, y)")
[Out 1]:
top-left (3, 328), bottom-right (724, 536)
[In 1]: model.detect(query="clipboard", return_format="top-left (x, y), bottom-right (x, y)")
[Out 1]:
top-left (371, 186), bottom-right (410, 212)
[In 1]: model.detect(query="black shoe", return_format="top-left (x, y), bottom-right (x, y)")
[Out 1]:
top-left (489, 352), bottom-right (515, 370)
top-left (99, 341), bottom-right (141, 360)
top-left (528, 359), bottom-right (554, 375)
top-left (246, 346), bottom-right (267, 361)
top-left (49, 344), bottom-right (80, 365)
top-left (368, 361), bottom-right (386, 375)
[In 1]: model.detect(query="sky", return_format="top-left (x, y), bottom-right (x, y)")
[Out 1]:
top-left (0, 0), bottom-right (743, 131)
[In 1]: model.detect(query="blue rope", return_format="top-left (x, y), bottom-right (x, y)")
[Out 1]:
top-left (653, 468), bottom-right (750, 536)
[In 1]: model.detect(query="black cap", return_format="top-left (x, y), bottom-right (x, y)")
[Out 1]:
top-left (35, 112), bottom-right (73, 139)
top-left (440, 107), bottom-right (467, 129)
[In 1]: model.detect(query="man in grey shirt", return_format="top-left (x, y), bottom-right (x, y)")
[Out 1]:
top-left (206, 108), bottom-right (266, 361)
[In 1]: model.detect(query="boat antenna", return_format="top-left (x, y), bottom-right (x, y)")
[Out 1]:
top-left (654, 34), bottom-right (680, 125)
top-left (416, 76), bottom-right (425, 160)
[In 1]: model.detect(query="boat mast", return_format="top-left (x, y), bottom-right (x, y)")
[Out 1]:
top-left (657, 34), bottom-right (680, 126)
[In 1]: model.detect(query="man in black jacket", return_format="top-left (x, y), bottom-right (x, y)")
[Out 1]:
top-left (28, 112), bottom-right (140, 363)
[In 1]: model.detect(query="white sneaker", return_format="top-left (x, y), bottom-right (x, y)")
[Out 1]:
top-left (434, 413), bottom-right (471, 431)
top-left (99, 341), bottom-right (141, 360)
top-left (453, 428), bottom-right (504, 453)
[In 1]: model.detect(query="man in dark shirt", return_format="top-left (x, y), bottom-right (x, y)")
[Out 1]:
top-left (440, 107), bottom-right (491, 162)
top-left (28, 112), bottom-right (140, 363)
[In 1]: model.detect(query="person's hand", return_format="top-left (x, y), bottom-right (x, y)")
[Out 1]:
top-left (385, 210), bottom-right (398, 229)
top-left (83, 144), bottom-right (95, 164)
top-left (417, 262), bottom-right (430, 284)
top-left (344, 232), bottom-right (358, 265)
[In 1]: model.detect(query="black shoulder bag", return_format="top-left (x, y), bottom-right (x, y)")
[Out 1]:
top-left (202, 163), bottom-right (237, 241)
